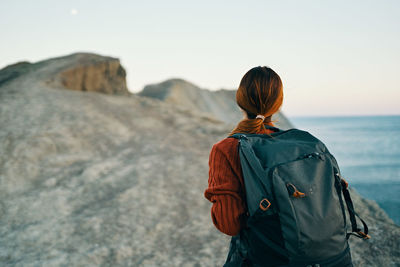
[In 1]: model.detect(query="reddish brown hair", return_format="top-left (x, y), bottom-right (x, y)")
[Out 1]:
top-left (230, 66), bottom-right (283, 136)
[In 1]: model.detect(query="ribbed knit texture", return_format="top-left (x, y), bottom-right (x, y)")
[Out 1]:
top-left (204, 123), bottom-right (275, 236)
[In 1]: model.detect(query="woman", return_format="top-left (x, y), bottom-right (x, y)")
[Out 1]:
top-left (204, 66), bottom-right (283, 237)
top-left (204, 66), bottom-right (354, 266)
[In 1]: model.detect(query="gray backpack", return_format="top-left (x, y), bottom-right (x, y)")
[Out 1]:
top-left (225, 125), bottom-right (369, 267)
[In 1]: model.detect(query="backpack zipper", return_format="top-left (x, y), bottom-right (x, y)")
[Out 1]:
top-left (270, 151), bottom-right (326, 170)
top-left (300, 152), bottom-right (324, 160)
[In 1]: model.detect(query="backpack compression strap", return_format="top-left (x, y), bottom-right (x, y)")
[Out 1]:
top-left (340, 178), bottom-right (370, 240)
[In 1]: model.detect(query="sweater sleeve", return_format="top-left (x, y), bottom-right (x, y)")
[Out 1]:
top-left (204, 138), bottom-right (247, 236)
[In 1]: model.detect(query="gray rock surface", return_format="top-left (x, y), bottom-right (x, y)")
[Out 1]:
top-left (0, 53), bottom-right (398, 266)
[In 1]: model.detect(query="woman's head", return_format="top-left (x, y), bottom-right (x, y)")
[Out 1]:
top-left (230, 66), bottom-right (283, 135)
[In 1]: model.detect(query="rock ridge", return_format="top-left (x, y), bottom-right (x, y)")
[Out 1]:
top-left (138, 78), bottom-right (293, 129)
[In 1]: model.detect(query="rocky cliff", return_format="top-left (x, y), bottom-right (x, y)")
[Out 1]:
top-left (0, 53), bottom-right (398, 266)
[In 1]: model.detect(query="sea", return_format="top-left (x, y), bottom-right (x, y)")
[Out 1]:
top-left (288, 115), bottom-right (400, 225)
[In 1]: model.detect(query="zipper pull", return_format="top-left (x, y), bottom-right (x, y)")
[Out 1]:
top-left (287, 183), bottom-right (306, 198)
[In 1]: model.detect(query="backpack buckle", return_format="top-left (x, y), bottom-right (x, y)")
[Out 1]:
top-left (340, 178), bottom-right (349, 189)
top-left (336, 172), bottom-right (349, 189)
top-left (259, 198), bottom-right (271, 211)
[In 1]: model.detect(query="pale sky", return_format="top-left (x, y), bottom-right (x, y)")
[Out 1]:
top-left (1, 0), bottom-right (399, 117)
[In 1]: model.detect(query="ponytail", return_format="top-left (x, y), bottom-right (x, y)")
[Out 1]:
top-left (229, 115), bottom-right (279, 136)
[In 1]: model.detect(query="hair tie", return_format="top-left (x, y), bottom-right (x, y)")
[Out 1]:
top-left (255, 114), bottom-right (265, 120)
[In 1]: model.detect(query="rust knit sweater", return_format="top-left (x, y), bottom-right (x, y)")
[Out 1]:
top-left (204, 124), bottom-right (276, 236)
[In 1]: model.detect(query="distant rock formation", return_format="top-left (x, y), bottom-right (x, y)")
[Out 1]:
top-left (0, 53), bottom-right (398, 266)
top-left (0, 52), bottom-right (130, 95)
top-left (55, 53), bottom-right (129, 95)
top-left (138, 78), bottom-right (293, 129)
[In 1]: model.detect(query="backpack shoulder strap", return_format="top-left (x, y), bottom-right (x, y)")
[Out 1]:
top-left (229, 133), bottom-right (274, 216)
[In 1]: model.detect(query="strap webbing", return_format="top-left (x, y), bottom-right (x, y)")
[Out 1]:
top-left (341, 179), bottom-right (370, 240)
